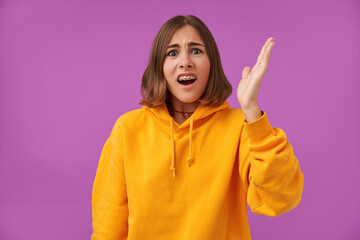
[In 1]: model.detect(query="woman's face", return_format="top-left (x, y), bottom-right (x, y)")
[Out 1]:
top-left (163, 25), bottom-right (210, 104)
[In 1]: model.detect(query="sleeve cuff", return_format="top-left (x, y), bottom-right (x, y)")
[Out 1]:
top-left (243, 110), bottom-right (275, 144)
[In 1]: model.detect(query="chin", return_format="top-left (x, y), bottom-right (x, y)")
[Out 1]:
top-left (174, 95), bottom-right (201, 104)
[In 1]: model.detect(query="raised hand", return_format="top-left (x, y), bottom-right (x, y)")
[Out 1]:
top-left (237, 37), bottom-right (275, 122)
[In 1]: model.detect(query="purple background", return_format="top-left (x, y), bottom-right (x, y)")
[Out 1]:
top-left (1, 0), bottom-right (359, 239)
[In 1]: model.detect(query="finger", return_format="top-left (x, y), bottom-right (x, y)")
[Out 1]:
top-left (257, 37), bottom-right (274, 63)
top-left (263, 41), bottom-right (275, 66)
top-left (257, 37), bottom-right (274, 64)
top-left (241, 66), bottom-right (251, 79)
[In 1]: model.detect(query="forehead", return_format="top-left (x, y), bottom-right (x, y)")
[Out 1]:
top-left (168, 25), bottom-right (203, 44)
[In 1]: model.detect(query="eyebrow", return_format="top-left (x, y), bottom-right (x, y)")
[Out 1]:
top-left (166, 42), bottom-right (204, 49)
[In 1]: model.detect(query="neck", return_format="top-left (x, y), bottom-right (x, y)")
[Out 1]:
top-left (170, 95), bottom-right (199, 113)
top-left (167, 96), bottom-right (199, 124)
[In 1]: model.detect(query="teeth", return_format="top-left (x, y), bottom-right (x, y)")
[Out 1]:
top-left (178, 75), bottom-right (196, 81)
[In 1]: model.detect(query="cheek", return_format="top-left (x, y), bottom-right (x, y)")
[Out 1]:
top-left (163, 60), bottom-right (175, 79)
top-left (162, 61), bottom-right (169, 77)
top-left (199, 55), bottom-right (210, 71)
top-left (199, 59), bottom-right (210, 79)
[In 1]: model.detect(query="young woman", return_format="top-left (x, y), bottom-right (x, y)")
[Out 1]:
top-left (91, 15), bottom-right (304, 240)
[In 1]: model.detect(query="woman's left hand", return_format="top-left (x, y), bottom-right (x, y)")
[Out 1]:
top-left (237, 37), bottom-right (275, 121)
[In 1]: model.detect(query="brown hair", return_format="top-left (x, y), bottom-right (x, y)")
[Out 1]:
top-left (139, 15), bottom-right (232, 108)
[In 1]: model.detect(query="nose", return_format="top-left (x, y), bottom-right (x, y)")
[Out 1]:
top-left (179, 52), bottom-right (193, 69)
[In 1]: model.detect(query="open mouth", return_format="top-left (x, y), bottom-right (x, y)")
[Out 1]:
top-left (177, 75), bottom-right (197, 85)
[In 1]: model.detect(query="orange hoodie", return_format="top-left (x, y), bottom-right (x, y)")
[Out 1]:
top-left (91, 101), bottom-right (304, 240)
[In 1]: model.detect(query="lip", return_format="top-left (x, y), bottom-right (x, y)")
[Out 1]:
top-left (176, 72), bottom-right (197, 89)
top-left (177, 72), bottom-right (197, 89)
top-left (179, 80), bottom-right (196, 89)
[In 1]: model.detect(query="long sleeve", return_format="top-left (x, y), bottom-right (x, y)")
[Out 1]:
top-left (239, 110), bottom-right (304, 216)
top-left (91, 126), bottom-right (128, 240)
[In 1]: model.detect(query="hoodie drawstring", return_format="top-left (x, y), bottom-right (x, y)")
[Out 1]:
top-left (187, 118), bottom-right (194, 167)
top-left (169, 116), bottom-right (176, 178)
top-left (169, 116), bottom-right (194, 178)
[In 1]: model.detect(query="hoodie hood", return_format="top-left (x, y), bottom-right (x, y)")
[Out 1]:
top-left (143, 101), bottom-right (231, 178)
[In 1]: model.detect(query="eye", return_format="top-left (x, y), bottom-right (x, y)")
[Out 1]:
top-left (191, 48), bottom-right (203, 54)
top-left (167, 50), bottom-right (177, 57)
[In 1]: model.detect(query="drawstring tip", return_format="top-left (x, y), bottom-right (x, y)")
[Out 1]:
top-left (187, 157), bottom-right (194, 167)
top-left (170, 168), bottom-right (176, 178)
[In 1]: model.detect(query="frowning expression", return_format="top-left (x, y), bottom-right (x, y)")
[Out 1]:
top-left (163, 25), bottom-right (210, 104)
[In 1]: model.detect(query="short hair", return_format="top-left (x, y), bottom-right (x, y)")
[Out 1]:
top-left (139, 15), bottom-right (232, 108)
